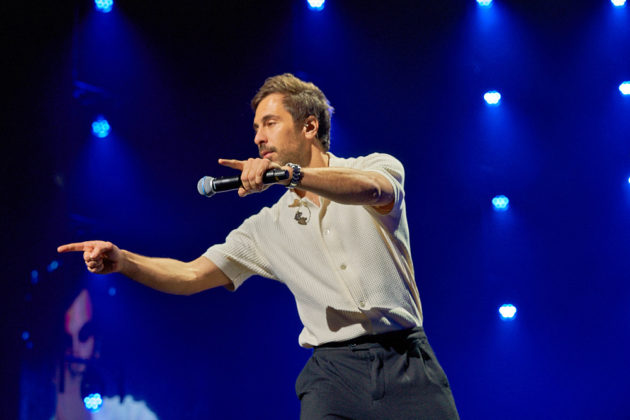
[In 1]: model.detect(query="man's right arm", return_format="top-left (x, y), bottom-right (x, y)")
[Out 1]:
top-left (57, 240), bottom-right (231, 295)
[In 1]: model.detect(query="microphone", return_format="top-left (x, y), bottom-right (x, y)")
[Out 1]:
top-left (197, 168), bottom-right (289, 197)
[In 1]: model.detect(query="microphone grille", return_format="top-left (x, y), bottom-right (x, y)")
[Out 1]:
top-left (197, 176), bottom-right (215, 197)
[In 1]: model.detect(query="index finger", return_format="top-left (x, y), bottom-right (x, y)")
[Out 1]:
top-left (218, 158), bottom-right (245, 171)
top-left (57, 242), bottom-right (91, 253)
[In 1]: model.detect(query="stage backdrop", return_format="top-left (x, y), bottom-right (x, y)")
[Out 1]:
top-left (4, 0), bottom-right (629, 419)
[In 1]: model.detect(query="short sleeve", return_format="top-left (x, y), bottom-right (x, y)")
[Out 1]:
top-left (353, 153), bottom-right (405, 220)
top-left (203, 214), bottom-right (276, 291)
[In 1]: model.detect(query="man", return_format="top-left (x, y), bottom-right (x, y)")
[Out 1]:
top-left (59, 73), bottom-right (459, 419)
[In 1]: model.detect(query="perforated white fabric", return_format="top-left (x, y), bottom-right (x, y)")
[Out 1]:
top-left (204, 153), bottom-right (422, 348)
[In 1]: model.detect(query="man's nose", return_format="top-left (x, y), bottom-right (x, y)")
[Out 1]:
top-left (254, 129), bottom-right (266, 146)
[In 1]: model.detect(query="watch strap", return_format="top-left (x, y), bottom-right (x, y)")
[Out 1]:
top-left (286, 163), bottom-right (302, 189)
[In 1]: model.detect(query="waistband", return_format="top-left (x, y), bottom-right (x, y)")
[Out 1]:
top-left (315, 326), bottom-right (425, 351)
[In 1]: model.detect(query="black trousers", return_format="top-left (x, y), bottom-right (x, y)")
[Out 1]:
top-left (295, 327), bottom-right (459, 420)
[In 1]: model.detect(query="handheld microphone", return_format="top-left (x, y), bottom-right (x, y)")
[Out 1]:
top-left (197, 168), bottom-right (289, 197)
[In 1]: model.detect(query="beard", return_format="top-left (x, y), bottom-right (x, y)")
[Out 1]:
top-left (259, 135), bottom-right (309, 166)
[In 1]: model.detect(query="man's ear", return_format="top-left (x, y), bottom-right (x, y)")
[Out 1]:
top-left (303, 115), bottom-right (319, 140)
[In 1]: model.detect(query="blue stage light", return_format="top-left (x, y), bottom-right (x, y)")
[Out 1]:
top-left (31, 270), bottom-right (39, 284)
top-left (484, 90), bottom-right (501, 105)
top-left (492, 195), bottom-right (509, 211)
top-left (477, 0), bottom-right (493, 6)
top-left (499, 304), bottom-right (517, 320)
top-left (307, 0), bottom-right (325, 10)
top-left (108, 287), bottom-right (117, 296)
top-left (47, 260), bottom-right (60, 272)
top-left (620, 81), bottom-right (630, 95)
top-left (92, 117), bottom-right (111, 138)
top-left (611, 0), bottom-right (626, 7)
top-left (84, 393), bottom-right (104, 412)
top-left (22, 331), bottom-right (30, 341)
top-left (94, 0), bottom-right (113, 13)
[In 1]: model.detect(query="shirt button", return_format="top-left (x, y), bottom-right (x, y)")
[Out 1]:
top-left (325, 228), bottom-right (331, 235)
top-left (340, 264), bottom-right (347, 270)
top-left (359, 300), bottom-right (366, 308)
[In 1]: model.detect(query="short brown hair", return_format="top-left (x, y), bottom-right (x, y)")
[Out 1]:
top-left (251, 73), bottom-right (334, 151)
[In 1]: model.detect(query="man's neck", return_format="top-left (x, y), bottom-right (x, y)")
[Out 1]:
top-left (305, 147), bottom-right (329, 168)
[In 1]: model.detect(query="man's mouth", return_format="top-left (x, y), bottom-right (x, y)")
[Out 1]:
top-left (260, 150), bottom-right (275, 159)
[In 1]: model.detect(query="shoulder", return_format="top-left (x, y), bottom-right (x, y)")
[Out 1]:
top-left (331, 152), bottom-right (404, 184)
top-left (330, 152), bottom-right (403, 171)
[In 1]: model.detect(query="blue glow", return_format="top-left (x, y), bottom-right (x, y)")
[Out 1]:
top-left (484, 90), bottom-right (501, 105)
top-left (499, 304), bottom-right (517, 320)
top-left (108, 287), bottom-right (117, 296)
top-left (84, 393), bottom-right (104, 412)
top-left (94, 0), bottom-right (113, 13)
top-left (31, 270), bottom-right (39, 284)
top-left (619, 81), bottom-right (630, 95)
top-left (627, 176), bottom-right (630, 184)
top-left (22, 331), bottom-right (30, 341)
top-left (492, 195), bottom-right (509, 211)
top-left (47, 260), bottom-right (59, 272)
top-left (92, 117), bottom-right (111, 138)
top-left (307, 0), bottom-right (325, 10)
top-left (477, 0), bottom-right (493, 6)
top-left (611, 0), bottom-right (626, 6)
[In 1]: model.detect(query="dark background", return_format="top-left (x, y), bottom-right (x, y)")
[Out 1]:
top-left (3, 0), bottom-right (629, 418)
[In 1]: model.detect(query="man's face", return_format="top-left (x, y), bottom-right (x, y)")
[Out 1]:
top-left (64, 289), bottom-right (95, 375)
top-left (253, 93), bottom-right (309, 166)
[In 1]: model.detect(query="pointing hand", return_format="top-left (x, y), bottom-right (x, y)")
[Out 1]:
top-left (57, 241), bottom-right (123, 275)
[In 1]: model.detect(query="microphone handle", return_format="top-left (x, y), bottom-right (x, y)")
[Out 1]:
top-left (213, 168), bottom-right (289, 192)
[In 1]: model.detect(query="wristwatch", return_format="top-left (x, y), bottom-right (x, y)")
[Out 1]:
top-left (286, 163), bottom-right (302, 189)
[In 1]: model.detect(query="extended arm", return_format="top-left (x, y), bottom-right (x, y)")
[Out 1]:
top-left (57, 241), bottom-right (230, 295)
top-left (218, 158), bottom-right (395, 209)
top-left (295, 166), bottom-right (394, 207)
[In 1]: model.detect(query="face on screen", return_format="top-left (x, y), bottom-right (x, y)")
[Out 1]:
top-left (64, 289), bottom-right (95, 375)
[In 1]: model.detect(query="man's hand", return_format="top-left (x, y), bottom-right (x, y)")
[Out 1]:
top-left (57, 241), bottom-right (123, 275)
top-left (218, 158), bottom-right (289, 197)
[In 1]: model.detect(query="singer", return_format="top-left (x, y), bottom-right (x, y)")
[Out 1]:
top-left (58, 74), bottom-right (459, 419)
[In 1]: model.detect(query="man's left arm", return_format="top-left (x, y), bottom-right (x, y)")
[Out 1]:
top-left (218, 155), bottom-right (399, 211)
top-left (296, 166), bottom-right (395, 208)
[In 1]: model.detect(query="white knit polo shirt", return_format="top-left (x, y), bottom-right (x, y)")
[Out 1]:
top-left (203, 153), bottom-right (422, 348)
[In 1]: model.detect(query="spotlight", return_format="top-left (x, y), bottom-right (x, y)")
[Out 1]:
top-left (94, 0), bottom-right (113, 13)
top-left (611, 0), bottom-right (626, 7)
top-left (499, 304), bottom-right (517, 320)
top-left (307, 0), bottom-right (325, 10)
top-left (477, 0), bottom-right (493, 6)
top-left (31, 270), bottom-right (39, 284)
top-left (484, 91), bottom-right (501, 106)
top-left (47, 260), bottom-right (60, 272)
top-left (619, 81), bottom-right (630, 96)
top-left (92, 117), bottom-right (111, 138)
top-left (492, 195), bottom-right (509, 211)
top-left (81, 367), bottom-right (105, 412)
top-left (84, 393), bottom-right (103, 412)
